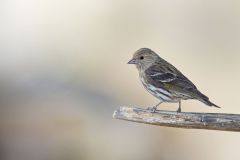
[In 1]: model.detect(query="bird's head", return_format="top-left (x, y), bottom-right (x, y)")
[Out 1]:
top-left (128, 48), bottom-right (160, 71)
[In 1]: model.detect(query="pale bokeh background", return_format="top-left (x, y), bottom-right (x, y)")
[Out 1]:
top-left (0, 0), bottom-right (240, 160)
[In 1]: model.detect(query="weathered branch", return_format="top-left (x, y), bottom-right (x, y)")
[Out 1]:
top-left (113, 106), bottom-right (240, 132)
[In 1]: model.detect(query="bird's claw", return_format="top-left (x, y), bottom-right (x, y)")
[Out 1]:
top-left (147, 106), bottom-right (157, 113)
top-left (176, 107), bottom-right (181, 113)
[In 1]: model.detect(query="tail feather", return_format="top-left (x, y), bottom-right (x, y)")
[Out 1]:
top-left (195, 90), bottom-right (220, 108)
top-left (202, 100), bottom-right (221, 108)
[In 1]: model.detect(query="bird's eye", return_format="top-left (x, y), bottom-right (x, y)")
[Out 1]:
top-left (140, 56), bottom-right (144, 60)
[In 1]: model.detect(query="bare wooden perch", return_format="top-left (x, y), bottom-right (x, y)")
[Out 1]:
top-left (113, 106), bottom-right (240, 132)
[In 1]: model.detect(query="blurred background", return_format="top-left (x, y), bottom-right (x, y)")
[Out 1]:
top-left (0, 0), bottom-right (240, 160)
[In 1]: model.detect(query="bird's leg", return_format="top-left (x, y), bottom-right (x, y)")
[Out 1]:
top-left (147, 101), bottom-right (163, 113)
top-left (177, 101), bottom-right (181, 113)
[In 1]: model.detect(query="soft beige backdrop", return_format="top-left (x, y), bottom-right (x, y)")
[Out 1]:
top-left (0, 0), bottom-right (240, 160)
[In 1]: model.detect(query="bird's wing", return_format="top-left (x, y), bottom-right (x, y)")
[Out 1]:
top-left (145, 64), bottom-right (197, 91)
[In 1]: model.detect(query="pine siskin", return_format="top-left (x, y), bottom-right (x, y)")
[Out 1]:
top-left (128, 48), bottom-right (220, 112)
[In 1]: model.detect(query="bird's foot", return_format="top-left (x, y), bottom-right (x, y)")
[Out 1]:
top-left (147, 106), bottom-right (157, 113)
top-left (176, 107), bottom-right (181, 113)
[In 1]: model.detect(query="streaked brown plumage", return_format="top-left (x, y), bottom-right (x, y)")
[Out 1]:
top-left (128, 48), bottom-right (220, 112)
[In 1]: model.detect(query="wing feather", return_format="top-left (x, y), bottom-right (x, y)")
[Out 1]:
top-left (145, 64), bottom-right (197, 91)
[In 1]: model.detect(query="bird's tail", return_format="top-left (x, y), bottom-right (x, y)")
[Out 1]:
top-left (200, 99), bottom-right (221, 108)
top-left (195, 91), bottom-right (220, 108)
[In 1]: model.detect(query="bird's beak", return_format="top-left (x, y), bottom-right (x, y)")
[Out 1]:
top-left (127, 58), bottom-right (137, 64)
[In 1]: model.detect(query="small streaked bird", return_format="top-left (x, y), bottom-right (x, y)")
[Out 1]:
top-left (128, 48), bottom-right (220, 112)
